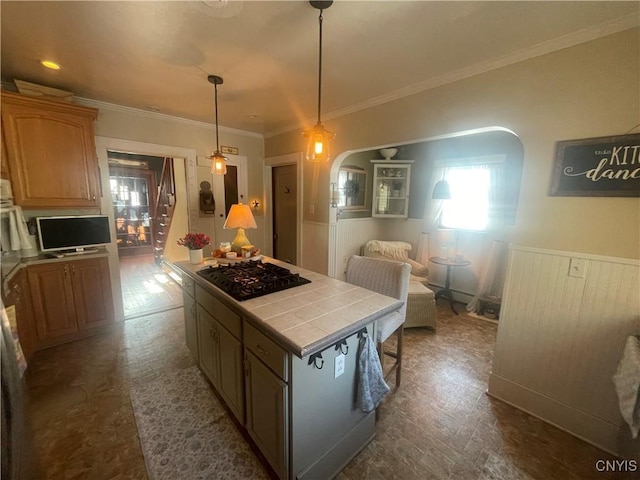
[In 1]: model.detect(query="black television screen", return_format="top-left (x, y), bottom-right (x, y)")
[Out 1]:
top-left (36, 215), bottom-right (112, 253)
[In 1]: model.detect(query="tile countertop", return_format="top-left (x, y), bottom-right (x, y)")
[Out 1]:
top-left (174, 257), bottom-right (403, 359)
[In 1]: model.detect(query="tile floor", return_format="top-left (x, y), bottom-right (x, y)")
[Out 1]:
top-left (22, 256), bottom-right (628, 479)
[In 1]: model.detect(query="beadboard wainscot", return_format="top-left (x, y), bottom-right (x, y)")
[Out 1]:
top-left (488, 245), bottom-right (640, 456)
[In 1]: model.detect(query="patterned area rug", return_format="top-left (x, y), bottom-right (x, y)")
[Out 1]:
top-left (129, 365), bottom-right (269, 479)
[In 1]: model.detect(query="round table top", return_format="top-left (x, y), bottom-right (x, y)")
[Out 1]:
top-left (429, 256), bottom-right (471, 267)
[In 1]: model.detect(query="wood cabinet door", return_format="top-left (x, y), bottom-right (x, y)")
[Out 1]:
top-left (1, 92), bottom-right (99, 208)
top-left (27, 262), bottom-right (78, 342)
top-left (245, 350), bottom-right (288, 479)
top-left (197, 306), bottom-right (220, 387)
top-left (3, 269), bottom-right (36, 362)
top-left (183, 291), bottom-right (198, 362)
top-left (69, 257), bottom-right (114, 330)
top-left (217, 324), bottom-right (244, 424)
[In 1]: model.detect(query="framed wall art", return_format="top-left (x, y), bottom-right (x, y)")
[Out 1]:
top-left (549, 133), bottom-right (640, 197)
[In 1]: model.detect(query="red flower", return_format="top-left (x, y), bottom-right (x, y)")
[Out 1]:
top-left (177, 233), bottom-right (211, 250)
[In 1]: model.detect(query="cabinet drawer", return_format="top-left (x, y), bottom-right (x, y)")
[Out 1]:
top-left (195, 285), bottom-right (241, 339)
top-left (182, 274), bottom-right (195, 298)
top-left (244, 322), bottom-right (288, 382)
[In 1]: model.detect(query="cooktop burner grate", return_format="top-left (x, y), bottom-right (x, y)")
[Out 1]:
top-left (196, 260), bottom-right (311, 301)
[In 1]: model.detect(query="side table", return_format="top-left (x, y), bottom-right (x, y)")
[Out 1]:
top-left (429, 256), bottom-right (471, 315)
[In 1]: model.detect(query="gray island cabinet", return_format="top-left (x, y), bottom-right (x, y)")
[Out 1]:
top-left (175, 257), bottom-right (402, 480)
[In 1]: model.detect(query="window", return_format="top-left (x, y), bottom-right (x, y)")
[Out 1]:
top-left (441, 165), bottom-right (491, 230)
top-left (437, 156), bottom-right (506, 231)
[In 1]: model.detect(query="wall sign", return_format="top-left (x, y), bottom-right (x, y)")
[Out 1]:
top-left (549, 133), bottom-right (640, 197)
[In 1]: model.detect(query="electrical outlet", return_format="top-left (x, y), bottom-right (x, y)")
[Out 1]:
top-left (568, 258), bottom-right (586, 278)
top-left (334, 353), bottom-right (345, 378)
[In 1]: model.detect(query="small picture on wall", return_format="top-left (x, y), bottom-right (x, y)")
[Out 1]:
top-left (549, 133), bottom-right (640, 197)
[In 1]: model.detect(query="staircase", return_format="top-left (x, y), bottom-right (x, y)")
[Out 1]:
top-left (152, 159), bottom-right (176, 265)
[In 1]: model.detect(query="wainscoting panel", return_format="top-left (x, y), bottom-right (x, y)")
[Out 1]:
top-left (333, 218), bottom-right (379, 280)
top-left (489, 245), bottom-right (640, 455)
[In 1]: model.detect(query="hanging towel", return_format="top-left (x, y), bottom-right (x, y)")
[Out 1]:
top-left (612, 335), bottom-right (640, 439)
top-left (356, 333), bottom-right (390, 412)
top-left (5, 206), bottom-right (32, 251)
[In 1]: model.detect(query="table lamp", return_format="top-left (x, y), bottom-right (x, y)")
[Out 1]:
top-left (223, 203), bottom-right (257, 254)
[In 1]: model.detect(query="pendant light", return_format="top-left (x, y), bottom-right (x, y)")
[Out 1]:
top-left (208, 74), bottom-right (227, 175)
top-left (303, 0), bottom-right (335, 163)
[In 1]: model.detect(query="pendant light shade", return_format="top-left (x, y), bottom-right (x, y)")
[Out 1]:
top-left (432, 180), bottom-right (451, 199)
top-left (303, 1), bottom-right (335, 163)
top-left (208, 74), bottom-right (227, 175)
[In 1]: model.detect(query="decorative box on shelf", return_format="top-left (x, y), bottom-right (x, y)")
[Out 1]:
top-left (371, 160), bottom-right (413, 218)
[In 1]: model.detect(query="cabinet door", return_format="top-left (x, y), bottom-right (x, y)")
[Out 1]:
top-left (183, 290), bottom-right (198, 362)
top-left (372, 163), bottom-right (411, 218)
top-left (27, 263), bottom-right (78, 342)
top-left (197, 306), bottom-right (220, 387)
top-left (1, 92), bottom-right (99, 208)
top-left (245, 350), bottom-right (288, 479)
top-left (69, 257), bottom-right (114, 330)
top-left (217, 325), bottom-right (244, 424)
top-left (3, 269), bottom-right (36, 362)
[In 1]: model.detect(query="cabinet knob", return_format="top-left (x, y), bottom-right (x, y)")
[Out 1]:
top-left (92, 195), bottom-right (96, 201)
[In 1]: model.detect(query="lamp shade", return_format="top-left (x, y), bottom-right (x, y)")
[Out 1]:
top-left (437, 228), bottom-right (454, 244)
top-left (223, 203), bottom-right (257, 230)
top-left (432, 180), bottom-right (451, 199)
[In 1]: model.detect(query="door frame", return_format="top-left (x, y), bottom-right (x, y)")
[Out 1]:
top-left (95, 136), bottom-right (197, 322)
top-left (264, 152), bottom-right (303, 265)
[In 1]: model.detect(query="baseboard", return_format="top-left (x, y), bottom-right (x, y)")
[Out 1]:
top-left (488, 373), bottom-right (620, 456)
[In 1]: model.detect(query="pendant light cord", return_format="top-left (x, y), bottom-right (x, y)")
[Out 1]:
top-left (214, 82), bottom-right (220, 152)
top-left (316, 9), bottom-right (324, 125)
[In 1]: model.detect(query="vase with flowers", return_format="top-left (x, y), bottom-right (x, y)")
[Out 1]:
top-left (177, 233), bottom-right (211, 264)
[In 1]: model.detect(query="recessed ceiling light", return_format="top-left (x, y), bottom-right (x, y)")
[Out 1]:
top-left (41, 60), bottom-right (61, 70)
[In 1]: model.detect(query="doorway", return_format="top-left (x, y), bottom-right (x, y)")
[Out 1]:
top-left (272, 164), bottom-right (297, 264)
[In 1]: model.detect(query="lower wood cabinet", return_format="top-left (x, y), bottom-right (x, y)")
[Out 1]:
top-left (2, 268), bottom-right (36, 362)
top-left (244, 349), bottom-right (289, 479)
top-left (26, 256), bottom-right (114, 348)
top-left (182, 281), bottom-right (198, 362)
top-left (196, 304), bottom-right (245, 424)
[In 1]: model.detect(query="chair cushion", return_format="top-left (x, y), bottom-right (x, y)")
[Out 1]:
top-left (376, 311), bottom-right (405, 343)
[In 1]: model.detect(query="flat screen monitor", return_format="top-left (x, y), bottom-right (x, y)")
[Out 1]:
top-left (36, 215), bottom-right (112, 254)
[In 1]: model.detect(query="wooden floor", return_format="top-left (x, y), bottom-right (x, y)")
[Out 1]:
top-left (21, 258), bottom-right (626, 479)
top-left (118, 254), bottom-right (183, 319)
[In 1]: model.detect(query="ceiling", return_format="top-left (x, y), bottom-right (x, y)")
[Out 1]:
top-left (1, 1), bottom-right (638, 137)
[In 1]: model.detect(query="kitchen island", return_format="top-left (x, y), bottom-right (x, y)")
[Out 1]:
top-left (174, 257), bottom-right (402, 480)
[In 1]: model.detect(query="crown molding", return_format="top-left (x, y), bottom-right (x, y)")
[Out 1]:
top-left (75, 97), bottom-right (263, 139)
top-left (265, 15), bottom-right (638, 139)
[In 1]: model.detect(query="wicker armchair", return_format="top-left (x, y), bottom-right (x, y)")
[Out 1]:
top-left (362, 240), bottom-right (437, 330)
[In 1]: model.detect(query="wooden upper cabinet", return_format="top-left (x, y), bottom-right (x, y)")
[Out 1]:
top-left (1, 91), bottom-right (100, 208)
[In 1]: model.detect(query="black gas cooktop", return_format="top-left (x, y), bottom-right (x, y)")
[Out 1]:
top-left (196, 260), bottom-right (311, 301)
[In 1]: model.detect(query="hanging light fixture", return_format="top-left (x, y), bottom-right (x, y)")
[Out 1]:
top-left (208, 74), bottom-right (227, 175)
top-left (303, 0), bottom-right (335, 163)
top-left (432, 160), bottom-right (451, 199)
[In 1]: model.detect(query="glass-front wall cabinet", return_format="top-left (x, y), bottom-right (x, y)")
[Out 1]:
top-left (371, 161), bottom-right (413, 218)
top-left (110, 167), bottom-right (157, 256)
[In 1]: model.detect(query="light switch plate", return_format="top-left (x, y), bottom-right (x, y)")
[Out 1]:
top-left (334, 353), bottom-right (345, 378)
top-left (569, 258), bottom-right (586, 278)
